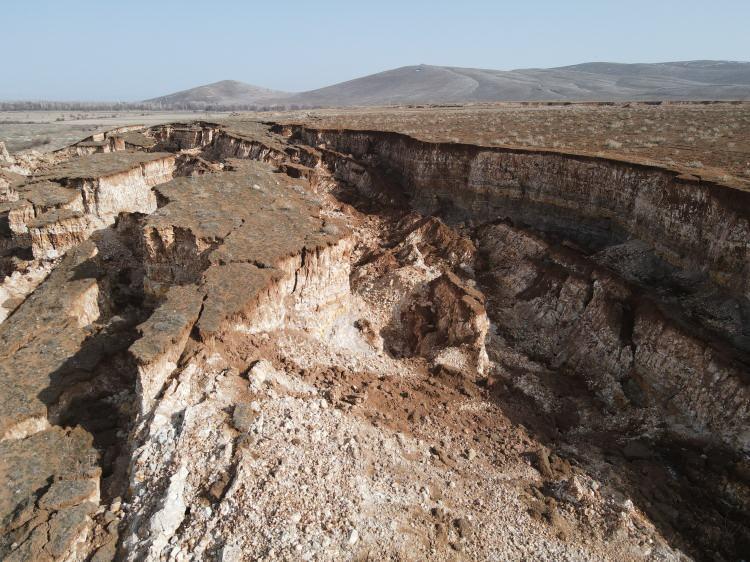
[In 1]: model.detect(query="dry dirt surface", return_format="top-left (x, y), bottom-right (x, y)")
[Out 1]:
top-left (0, 111), bottom-right (749, 562)
top-left (0, 111), bottom-right (229, 153)
top-left (273, 101), bottom-right (750, 189)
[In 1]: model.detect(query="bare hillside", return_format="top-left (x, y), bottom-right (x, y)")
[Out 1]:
top-left (144, 61), bottom-right (750, 108)
top-left (278, 61), bottom-right (750, 106)
top-left (144, 80), bottom-right (290, 107)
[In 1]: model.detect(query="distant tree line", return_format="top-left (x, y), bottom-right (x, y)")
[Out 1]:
top-left (0, 101), bottom-right (322, 112)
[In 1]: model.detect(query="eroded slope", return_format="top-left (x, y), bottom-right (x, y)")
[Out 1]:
top-left (0, 118), bottom-right (748, 561)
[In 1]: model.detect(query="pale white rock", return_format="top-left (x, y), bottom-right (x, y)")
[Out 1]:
top-left (348, 528), bottom-right (359, 545)
top-left (0, 141), bottom-right (11, 164)
top-left (146, 464), bottom-right (189, 559)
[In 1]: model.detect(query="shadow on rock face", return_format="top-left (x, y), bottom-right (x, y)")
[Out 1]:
top-left (474, 221), bottom-right (750, 561)
top-left (41, 222), bottom-right (154, 500)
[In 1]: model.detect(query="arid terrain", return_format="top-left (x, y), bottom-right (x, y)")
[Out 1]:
top-left (0, 102), bottom-right (749, 562)
top-left (0, 111), bottom-right (227, 152)
top-left (277, 101), bottom-right (750, 188)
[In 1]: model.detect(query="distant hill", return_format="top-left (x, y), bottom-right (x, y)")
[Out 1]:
top-left (271, 61), bottom-right (750, 107)
top-left (7, 61), bottom-right (745, 112)
top-left (145, 61), bottom-right (750, 109)
top-left (142, 80), bottom-right (290, 109)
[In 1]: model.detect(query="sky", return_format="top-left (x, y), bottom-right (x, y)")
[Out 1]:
top-left (1, 0), bottom-right (748, 101)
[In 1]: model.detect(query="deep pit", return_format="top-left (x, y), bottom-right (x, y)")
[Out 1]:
top-left (0, 119), bottom-right (748, 561)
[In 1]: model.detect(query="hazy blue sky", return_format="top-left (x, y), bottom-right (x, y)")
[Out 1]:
top-left (1, 0), bottom-right (748, 100)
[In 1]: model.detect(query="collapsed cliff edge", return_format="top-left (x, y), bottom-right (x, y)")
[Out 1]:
top-left (0, 120), bottom-right (748, 561)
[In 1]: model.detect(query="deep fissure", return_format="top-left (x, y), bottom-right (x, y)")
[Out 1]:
top-left (1, 120), bottom-right (748, 560)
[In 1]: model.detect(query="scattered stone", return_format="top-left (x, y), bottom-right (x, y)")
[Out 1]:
top-left (39, 479), bottom-right (98, 511)
top-left (90, 539), bottom-right (117, 562)
top-left (454, 517), bottom-right (471, 539)
top-left (46, 502), bottom-right (97, 559)
top-left (232, 403), bottom-right (258, 433)
top-left (209, 473), bottom-right (232, 501)
top-left (532, 448), bottom-right (554, 480)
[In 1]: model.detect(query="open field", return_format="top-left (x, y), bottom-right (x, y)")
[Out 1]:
top-left (272, 101), bottom-right (750, 188)
top-left (5, 103), bottom-right (749, 190)
top-left (0, 110), bottom-right (229, 152)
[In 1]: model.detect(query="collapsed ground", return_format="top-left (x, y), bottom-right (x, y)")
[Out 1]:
top-left (0, 117), bottom-right (749, 561)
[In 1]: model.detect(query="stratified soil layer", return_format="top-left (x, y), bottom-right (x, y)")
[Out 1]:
top-left (0, 112), bottom-right (748, 561)
top-left (276, 101), bottom-right (750, 188)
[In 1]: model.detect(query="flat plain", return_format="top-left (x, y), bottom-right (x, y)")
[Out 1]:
top-left (6, 103), bottom-right (749, 190)
top-left (0, 110), bottom-right (227, 152)
top-left (274, 101), bottom-right (750, 188)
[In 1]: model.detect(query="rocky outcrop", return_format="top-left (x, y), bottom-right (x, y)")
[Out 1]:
top-left (0, 142), bottom-right (11, 165)
top-left (148, 123), bottom-right (217, 152)
top-left (0, 427), bottom-right (100, 562)
top-left (0, 261), bottom-right (53, 323)
top-left (0, 240), bottom-right (107, 560)
top-left (28, 209), bottom-right (90, 260)
top-left (0, 143), bottom-right (183, 560)
top-left (0, 126), bottom-right (352, 561)
top-left (0, 152), bottom-right (175, 260)
top-left (401, 271), bottom-right (489, 377)
top-left (42, 153), bottom-right (175, 222)
top-left (429, 272), bottom-right (490, 376)
top-left (130, 285), bottom-right (203, 415)
top-left (59, 127), bottom-right (155, 157)
top-left (0, 241), bottom-right (101, 441)
top-left (149, 163), bottom-right (350, 339)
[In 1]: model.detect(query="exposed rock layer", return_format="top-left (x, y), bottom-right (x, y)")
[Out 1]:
top-left (287, 126), bottom-right (750, 300)
top-left (0, 119), bottom-right (748, 561)
top-left (478, 221), bottom-right (750, 451)
top-left (1, 151), bottom-right (175, 260)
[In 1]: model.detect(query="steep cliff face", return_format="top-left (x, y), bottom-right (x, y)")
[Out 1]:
top-left (286, 127), bottom-right (750, 428)
top-left (287, 122), bottom-right (750, 434)
top-left (148, 123), bottom-right (216, 152)
top-left (289, 127), bottom-right (750, 300)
